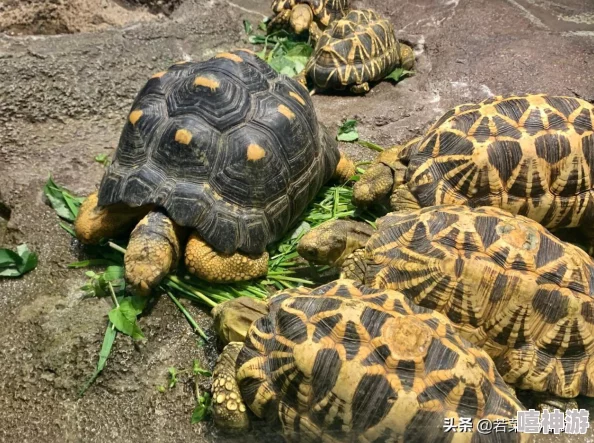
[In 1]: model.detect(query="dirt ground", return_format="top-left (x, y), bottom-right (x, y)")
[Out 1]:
top-left (1, 0), bottom-right (594, 442)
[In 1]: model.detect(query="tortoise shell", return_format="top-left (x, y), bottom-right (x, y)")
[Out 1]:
top-left (236, 279), bottom-right (527, 442)
top-left (306, 9), bottom-right (406, 90)
top-left (399, 94), bottom-right (594, 230)
top-left (352, 205), bottom-right (594, 398)
top-left (97, 49), bottom-right (339, 255)
top-left (271, 0), bottom-right (349, 27)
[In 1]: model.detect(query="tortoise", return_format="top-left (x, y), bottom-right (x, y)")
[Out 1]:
top-left (299, 9), bottom-right (415, 94)
top-left (297, 205), bottom-right (594, 408)
top-left (73, 49), bottom-right (355, 295)
top-left (268, 0), bottom-right (349, 41)
top-left (352, 94), bottom-right (594, 246)
top-left (211, 279), bottom-right (528, 441)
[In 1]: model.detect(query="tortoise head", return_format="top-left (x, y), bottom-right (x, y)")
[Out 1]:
top-left (290, 4), bottom-right (314, 34)
top-left (297, 219), bottom-right (375, 267)
top-left (212, 296), bottom-right (269, 346)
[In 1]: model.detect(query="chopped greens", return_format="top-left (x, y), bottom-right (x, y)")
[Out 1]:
top-left (0, 244), bottom-right (38, 278)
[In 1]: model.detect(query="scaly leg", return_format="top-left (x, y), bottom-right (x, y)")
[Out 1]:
top-left (185, 232), bottom-right (268, 283)
top-left (350, 82), bottom-right (370, 94)
top-left (390, 184), bottom-right (422, 212)
top-left (74, 192), bottom-right (150, 245)
top-left (212, 342), bottom-right (250, 432)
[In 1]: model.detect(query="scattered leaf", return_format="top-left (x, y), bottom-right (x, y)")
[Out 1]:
top-left (243, 19), bottom-right (252, 36)
top-left (337, 119), bottom-right (359, 142)
top-left (386, 68), bottom-right (414, 83)
top-left (191, 392), bottom-right (211, 424)
top-left (168, 367), bottom-right (178, 388)
top-left (0, 244), bottom-right (38, 278)
top-left (356, 140), bottom-right (385, 152)
top-left (108, 297), bottom-right (146, 340)
top-left (94, 153), bottom-right (110, 167)
top-left (79, 322), bottom-right (117, 396)
top-left (43, 176), bottom-right (84, 222)
top-left (193, 359), bottom-right (212, 377)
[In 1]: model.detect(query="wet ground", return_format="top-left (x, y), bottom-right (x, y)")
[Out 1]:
top-left (0, 0), bottom-right (594, 441)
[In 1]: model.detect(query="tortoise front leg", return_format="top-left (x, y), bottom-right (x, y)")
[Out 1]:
top-left (125, 211), bottom-right (185, 296)
top-left (185, 233), bottom-right (268, 283)
top-left (352, 162), bottom-right (395, 207)
top-left (74, 192), bottom-right (150, 245)
top-left (350, 82), bottom-right (370, 94)
top-left (390, 184), bottom-right (422, 212)
top-left (398, 43), bottom-right (415, 70)
top-left (267, 9), bottom-right (292, 33)
top-left (212, 342), bottom-right (250, 432)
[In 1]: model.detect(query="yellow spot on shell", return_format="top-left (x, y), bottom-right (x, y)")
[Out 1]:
top-left (175, 129), bottom-right (193, 145)
top-left (246, 144), bottom-right (266, 161)
top-left (215, 52), bottom-right (243, 62)
top-left (289, 91), bottom-right (306, 105)
top-left (174, 60), bottom-right (188, 65)
top-left (151, 71), bottom-right (166, 79)
top-left (278, 104), bottom-right (295, 120)
top-left (129, 110), bottom-right (143, 125)
top-left (194, 76), bottom-right (219, 90)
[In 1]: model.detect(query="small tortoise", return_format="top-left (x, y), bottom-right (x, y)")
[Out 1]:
top-left (298, 205), bottom-right (594, 407)
top-left (353, 94), bottom-right (594, 245)
top-left (74, 49), bottom-right (354, 295)
top-left (211, 279), bottom-right (528, 441)
top-left (301, 9), bottom-right (415, 94)
top-left (268, 0), bottom-right (349, 41)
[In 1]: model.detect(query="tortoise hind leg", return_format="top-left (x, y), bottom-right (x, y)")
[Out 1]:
top-left (125, 211), bottom-right (184, 296)
top-left (333, 153), bottom-right (356, 182)
top-left (212, 342), bottom-right (250, 432)
top-left (74, 192), bottom-right (150, 245)
top-left (185, 233), bottom-right (268, 283)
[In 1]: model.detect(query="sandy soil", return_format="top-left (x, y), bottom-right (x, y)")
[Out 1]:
top-left (0, 0), bottom-right (594, 442)
top-left (0, 0), bottom-right (181, 35)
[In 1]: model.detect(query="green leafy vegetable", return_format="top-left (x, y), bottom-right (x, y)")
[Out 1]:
top-left (168, 367), bottom-right (179, 388)
top-left (193, 359), bottom-right (212, 377)
top-left (191, 392), bottom-right (211, 424)
top-left (43, 176), bottom-right (85, 222)
top-left (242, 19), bottom-right (253, 35)
top-left (81, 265), bottom-right (126, 298)
top-left (386, 67), bottom-right (414, 83)
top-left (337, 119), bottom-right (359, 142)
top-left (79, 322), bottom-right (117, 396)
top-left (108, 296), bottom-right (146, 340)
top-left (356, 140), bottom-right (385, 152)
top-left (0, 244), bottom-right (38, 278)
top-left (243, 19), bottom-right (313, 77)
top-left (94, 153), bottom-right (110, 167)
